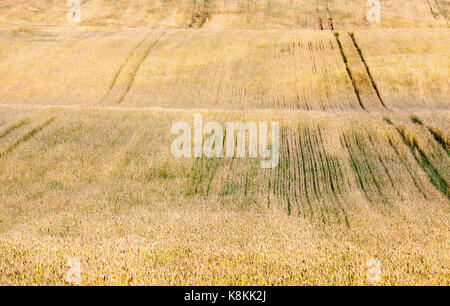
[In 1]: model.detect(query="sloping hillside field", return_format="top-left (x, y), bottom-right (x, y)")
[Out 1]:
top-left (0, 1), bottom-right (448, 285)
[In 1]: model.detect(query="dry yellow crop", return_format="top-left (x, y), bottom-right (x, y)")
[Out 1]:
top-left (0, 1), bottom-right (448, 286)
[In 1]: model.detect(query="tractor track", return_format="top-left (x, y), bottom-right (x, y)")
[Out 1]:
top-left (348, 32), bottom-right (390, 111)
top-left (99, 31), bottom-right (155, 104)
top-left (0, 118), bottom-right (29, 140)
top-left (316, 0), bottom-right (334, 30)
top-left (385, 117), bottom-right (449, 200)
top-left (99, 30), bottom-right (166, 104)
top-left (0, 117), bottom-right (55, 159)
top-left (333, 32), bottom-right (366, 111)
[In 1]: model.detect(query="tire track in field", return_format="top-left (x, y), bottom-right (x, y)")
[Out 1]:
top-left (316, 0), bottom-right (324, 30)
top-left (333, 31), bottom-right (393, 112)
top-left (426, 0), bottom-right (440, 19)
top-left (99, 32), bottom-right (153, 103)
top-left (0, 117), bottom-right (55, 159)
top-left (385, 117), bottom-right (449, 200)
top-left (316, 0), bottom-right (334, 30)
top-left (0, 118), bottom-right (29, 140)
top-left (348, 32), bottom-right (390, 111)
top-left (333, 32), bottom-right (366, 111)
top-left (325, 0), bottom-right (334, 30)
top-left (435, 0), bottom-right (448, 19)
top-left (190, 0), bottom-right (211, 28)
top-left (99, 31), bottom-right (166, 104)
top-left (426, 0), bottom-right (449, 21)
top-left (411, 115), bottom-right (449, 156)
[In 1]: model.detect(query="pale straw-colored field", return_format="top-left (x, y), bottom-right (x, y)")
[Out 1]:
top-left (0, 1), bottom-right (448, 285)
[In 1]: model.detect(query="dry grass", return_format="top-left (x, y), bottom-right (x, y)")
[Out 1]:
top-left (0, 0), bottom-right (447, 29)
top-left (0, 1), bottom-right (448, 286)
top-left (0, 108), bottom-right (448, 285)
top-left (351, 29), bottom-right (450, 110)
top-left (0, 27), bottom-right (448, 112)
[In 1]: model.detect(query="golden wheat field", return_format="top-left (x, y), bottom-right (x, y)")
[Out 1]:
top-left (0, 1), bottom-right (448, 286)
